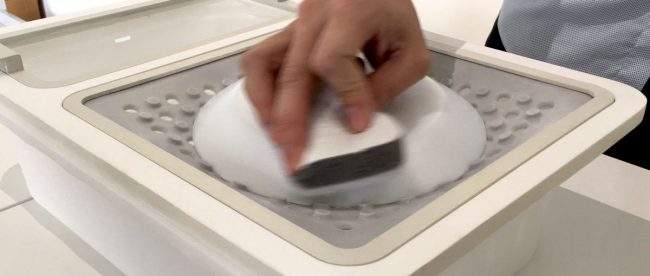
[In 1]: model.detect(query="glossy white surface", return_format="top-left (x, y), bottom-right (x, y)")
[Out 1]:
top-left (0, 125), bottom-right (28, 211)
top-left (561, 155), bottom-right (650, 221)
top-left (1, 168), bottom-right (647, 276)
top-left (194, 77), bottom-right (486, 207)
top-left (0, 124), bottom-right (16, 175)
top-left (0, 164), bottom-right (30, 212)
top-left (13, 137), bottom-right (251, 276)
top-left (517, 188), bottom-right (650, 276)
top-left (0, 200), bottom-right (109, 276)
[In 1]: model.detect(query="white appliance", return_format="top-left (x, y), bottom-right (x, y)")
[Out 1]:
top-left (0, 0), bottom-right (645, 275)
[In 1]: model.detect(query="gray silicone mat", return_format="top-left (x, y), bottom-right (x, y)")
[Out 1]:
top-left (85, 51), bottom-right (591, 248)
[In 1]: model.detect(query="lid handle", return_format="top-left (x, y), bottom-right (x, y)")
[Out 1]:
top-left (0, 43), bottom-right (24, 74)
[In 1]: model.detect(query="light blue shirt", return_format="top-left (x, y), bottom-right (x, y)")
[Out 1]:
top-left (499, 0), bottom-right (650, 90)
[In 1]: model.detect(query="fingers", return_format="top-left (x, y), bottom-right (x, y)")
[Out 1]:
top-left (241, 26), bottom-right (293, 125)
top-left (310, 13), bottom-right (376, 132)
top-left (362, 3), bottom-right (430, 105)
top-left (368, 44), bottom-right (431, 105)
top-left (271, 1), bottom-right (326, 172)
top-left (243, 0), bottom-right (429, 174)
top-left (368, 4), bottom-right (430, 105)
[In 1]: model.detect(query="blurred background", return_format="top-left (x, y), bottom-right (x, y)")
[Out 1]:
top-left (1, 0), bottom-right (504, 43)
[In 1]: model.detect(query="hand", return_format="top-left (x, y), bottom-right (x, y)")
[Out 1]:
top-left (241, 0), bottom-right (430, 173)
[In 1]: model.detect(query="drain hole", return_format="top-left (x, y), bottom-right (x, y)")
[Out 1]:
top-left (123, 105), bottom-right (138, 114)
top-left (221, 78), bottom-right (235, 87)
top-left (538, 102), bottom-right (555, 110)
top-left (497, 93), bottom-right (511, 103)
top-left (505, 111), bottom-right (519, 119)
top-left (160, 112), bottom-right (174, 122)
top-left (186, 88), bottom-right (201, 98)
top-left (513, 123), bottom-right (529, 132)
top-left (166, 96), bottom-right (180, 105)
top-left (459, 87), bottom-right (472, 96)
top-left (151, 126), bottom-right (166, 135)
top-left (204, 88), bottom-right (216, 96)
top-left (476, 87), bottom-right (490, 97)
top-left (336, 222), bottom-right (355, 231)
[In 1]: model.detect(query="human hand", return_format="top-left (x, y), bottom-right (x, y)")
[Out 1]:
top-left (241, 0), bottom-right (430, 173)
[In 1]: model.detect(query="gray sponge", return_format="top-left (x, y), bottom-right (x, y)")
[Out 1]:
top-left (293, 139), bottom-right (402, 187)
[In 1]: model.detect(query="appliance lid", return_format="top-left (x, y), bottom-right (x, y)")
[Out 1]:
top-left (0, 0), bottom-right (293, 88)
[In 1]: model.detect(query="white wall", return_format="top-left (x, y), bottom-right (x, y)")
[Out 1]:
top-left (41, 0), bottom-right (127, 17)
top-left (413, 0), bottom-right (503, 45)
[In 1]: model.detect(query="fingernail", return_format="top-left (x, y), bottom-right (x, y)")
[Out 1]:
top-left (346, 105), bottom-right (368, 132)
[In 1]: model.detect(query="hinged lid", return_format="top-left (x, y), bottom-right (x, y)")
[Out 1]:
top-left (0, 0), bottom-right (294, 88)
